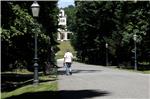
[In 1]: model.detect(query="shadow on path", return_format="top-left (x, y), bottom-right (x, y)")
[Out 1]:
top-left (1, 73), bottom-right (33, 92)
top-left (1, 73), bottom-right (56, 92)
top-left (58, 90), bottom-right (110, 99)
top-left (58, 68), bottom-right (103, 75)
top-left (6, 90), bottom-right (110, 99)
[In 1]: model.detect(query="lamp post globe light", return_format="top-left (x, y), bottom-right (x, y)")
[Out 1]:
top-left (133, 34), bottom-right (137, 70)
top-left (105, 43), bottom-right (108, 66)
top-left (31, 1), bottom-right (40, 17)
top-left (31, 1), bottom-right (40, 85)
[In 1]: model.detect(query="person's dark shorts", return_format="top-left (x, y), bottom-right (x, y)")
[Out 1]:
top-left (65, 62), bottom-right (72, 67)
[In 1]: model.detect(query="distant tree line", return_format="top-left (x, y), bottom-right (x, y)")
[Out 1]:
top-left (1, 1), bottom-right (59, 72)
top-left (67, 1), bottom-right (150, 68)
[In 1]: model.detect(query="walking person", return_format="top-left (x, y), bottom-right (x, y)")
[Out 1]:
top-left (63, 49), bottom-right (73, 75)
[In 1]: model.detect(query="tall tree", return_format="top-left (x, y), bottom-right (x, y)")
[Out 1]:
top-left (64, 5), bottom-right (76, 32)
top-left (74, 1), bottom-right (150, 66)
top-left (1, 1), bottom-right (59, 71)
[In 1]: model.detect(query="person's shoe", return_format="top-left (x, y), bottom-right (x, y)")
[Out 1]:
top-left (66, 73), bottom-right (69, 76)
top-left (70, 72), bottom-right (72, 75)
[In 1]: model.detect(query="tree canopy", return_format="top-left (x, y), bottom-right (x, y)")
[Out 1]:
top-left (73, 1), bottom-right (150, 67)
top-left (1, 1), bottom-right (59, 71)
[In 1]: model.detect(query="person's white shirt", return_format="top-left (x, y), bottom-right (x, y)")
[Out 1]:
top-left (64, 52), bottom-right (73, 63)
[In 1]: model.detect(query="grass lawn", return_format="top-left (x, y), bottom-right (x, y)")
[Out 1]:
top-left (1, 70), bottom-right (57, 99)
top-left (1, 81), bottom-right (57, 99)
top-left (56, 41), bottom-right (76, 59)
top-left (1, 41), bottom-right (76, 99)
top-left (142, 70), bottom-right (150, 74)
top-left (115, 67), bottom-right (150, 74)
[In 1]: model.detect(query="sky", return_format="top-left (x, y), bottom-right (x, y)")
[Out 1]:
top-left (58, 0), bottom-right (75, 8)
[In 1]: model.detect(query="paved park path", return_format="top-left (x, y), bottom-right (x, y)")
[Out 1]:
top-left (57, 59), bottom-right (150, 99)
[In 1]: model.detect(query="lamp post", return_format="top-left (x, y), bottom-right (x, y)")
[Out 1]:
top-left (105, 43), bottom-right (108, 66)
top-left (133, 34), bottom-right (137, 70)
top-left (31, 1), bottom-right (40, 85)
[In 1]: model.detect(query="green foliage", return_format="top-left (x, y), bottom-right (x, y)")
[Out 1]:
top-left (73, 1), bottom-right (150, 66)
top-left (64, 5), bottom-right (77, 32)
top-left (1, 1), bottom-right (59, 71)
